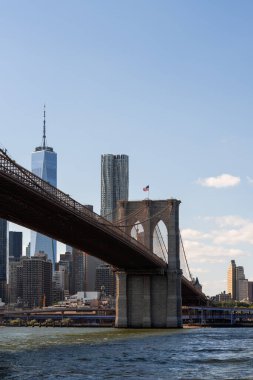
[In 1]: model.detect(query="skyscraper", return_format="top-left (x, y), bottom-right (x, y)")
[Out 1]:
top-left (227, 260), bottom-right (249, 301)
top-left (0, 218), bottom-right (8, 301)
top-left (100, 154), bottom-right (128, 297)
top-left (236, 266), bottom-right (248, 301)
top-left (227, 260), bottom-right (236, 300)
top-left (30, 106), bottom-right (57, 268)
top-left (9, 231), bottom-right (22, 261)
top-left (21, 254), bottom-right (52, 308)
top-left (95, 264), bottom-right (116, 296)
top-left (101, 154), bottom-right (129, 221)
top-left (72, 248), bottom-right (86, 293)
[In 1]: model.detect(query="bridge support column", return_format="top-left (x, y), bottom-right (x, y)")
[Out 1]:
top-left (115, 270), bottom-right (182, 328)
top-left (166, 269), bottom-right (182, 327)
top-left (115, 271), bottom-right (127, 328)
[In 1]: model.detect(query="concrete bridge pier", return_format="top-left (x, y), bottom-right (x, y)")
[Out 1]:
top-left (115, 269), bottom-right (182, 328)
top-left (115, 198), bottom-right (182, 328)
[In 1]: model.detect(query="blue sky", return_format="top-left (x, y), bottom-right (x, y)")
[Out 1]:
top-left (1, 0), bottom-right (253, 296)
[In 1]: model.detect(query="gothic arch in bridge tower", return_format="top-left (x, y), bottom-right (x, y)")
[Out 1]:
top-left (130, 221), bottom-right (144, 245)
top-left (152, 220), bottom-right (168, 262)
top-left (116, 199), bottom-right (178, 261)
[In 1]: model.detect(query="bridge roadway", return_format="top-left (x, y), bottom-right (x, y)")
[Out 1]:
top-left (0, 149), bottom-right (206, 305)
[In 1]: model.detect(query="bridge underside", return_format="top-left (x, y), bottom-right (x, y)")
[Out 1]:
top-left (0, 175), bottom-right (165, 271)
top-left (182, 277), bottom-right (207, 306)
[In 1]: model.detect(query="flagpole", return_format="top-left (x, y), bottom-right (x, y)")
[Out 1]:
top-left (143, 185), bottom-right (150, 199)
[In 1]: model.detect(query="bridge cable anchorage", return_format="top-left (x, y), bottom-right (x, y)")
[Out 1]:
top-left (179, 230), bottom-right (193, 282)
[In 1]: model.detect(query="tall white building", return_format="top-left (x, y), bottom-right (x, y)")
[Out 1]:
top-left (30, 107), bottom-right (57, 269)
top-left (101, 154), bottom-right (129, 222)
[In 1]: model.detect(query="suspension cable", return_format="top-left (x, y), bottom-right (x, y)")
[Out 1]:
top-left (179, 230), bottom-right (193, 281)
top-left (114, 205), bottom-right (146, 224)
top-left (154, 225), bottom-right (167, 262)
top-left (156, 223), bottom-right (168, 260)
top-left (117, 204), bottom-right (173, 228)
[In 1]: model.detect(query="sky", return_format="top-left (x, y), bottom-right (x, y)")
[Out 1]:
top-left (1, 0), bottom-right (253, 296)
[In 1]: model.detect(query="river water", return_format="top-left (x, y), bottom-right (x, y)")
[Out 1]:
top-left (0, 327), bottom-right (253, 379)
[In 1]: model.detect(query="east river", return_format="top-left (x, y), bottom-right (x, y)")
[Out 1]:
top-left (0, 327), bottom-right (253, 379)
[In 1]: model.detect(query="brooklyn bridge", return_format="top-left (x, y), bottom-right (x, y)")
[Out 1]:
top-left (0, 148), bottom-right (206, 328)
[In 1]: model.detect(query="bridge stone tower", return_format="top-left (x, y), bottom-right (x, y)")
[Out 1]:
top-left (115, 199), bottom-right (182, 328)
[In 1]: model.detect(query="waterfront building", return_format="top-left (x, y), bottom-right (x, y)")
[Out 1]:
top-left (227, 260), bottom-right (236, 300)
top-left (101, 154), bottom-right (129, 222)
top-left (9, 231), bottom-right (22, 261)
top-left (95, 264), bottom-right (115, 296)
top-left (227, 260), bottom-right (249, 302)
top-left (248, 282), bottom-right (253, 302)
top-left (236, 266), bottom-right (248, 301)
top-left (85, 253), bottom-right (103, 291)
top-left (30, 106), bottom-right (57, 269)
top-left (212, 291), bottom-right (232, 303)
top-left (52, 270), bottom-right (65, 303)
top-left (8, 257), bottom-right (20, 304)
top-left (72, 248), bottom-right (86, 294)
top-left (21, 253), bottom-right (52, 308)
top-left (58, 251), bottom-right (74, 295)
top-left (0, 218), bottom-right (8, 301)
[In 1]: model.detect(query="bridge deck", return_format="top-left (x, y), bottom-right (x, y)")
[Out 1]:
top-left (0, 149), bottom-right (166, 270)
top-left (0, 149), bottom-right (207, 303)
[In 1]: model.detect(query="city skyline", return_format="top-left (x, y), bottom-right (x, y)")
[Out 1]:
top-left (1, 1), bottom-right (253, 296)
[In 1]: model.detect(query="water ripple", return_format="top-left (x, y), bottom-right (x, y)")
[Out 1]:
top-left (0, 327), bottom-right (253, 379)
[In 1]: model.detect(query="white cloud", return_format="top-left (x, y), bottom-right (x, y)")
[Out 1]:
top-left (213, 223), bottom-right (253, 245)
top-left (206, 215), bottom-right (249, 228)
top-left (181, 228), bottom-right (211, 240)
top-left (181, 238), bottom-right (247, 270)
top-left (181, 215), bottom-right (253, 295)
top-left (197, 174), bottom-right (240, 188)
top-left (247, 176), bottom-right (253, 184)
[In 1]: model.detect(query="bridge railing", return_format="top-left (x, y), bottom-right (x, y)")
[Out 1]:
top-left (0, 149), bottom-right (165, 263)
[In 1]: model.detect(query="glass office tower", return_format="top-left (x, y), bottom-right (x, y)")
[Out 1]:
top-left (101, 154), bottom-right (129, 222)
top-left (30, 107), bottom-right (57, 269)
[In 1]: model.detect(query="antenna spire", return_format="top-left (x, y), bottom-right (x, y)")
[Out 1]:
top-left (42, 104), bottom-right (47, 149)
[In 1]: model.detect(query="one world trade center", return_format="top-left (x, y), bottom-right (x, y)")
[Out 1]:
top-left (30, 106), bottom-right (57, 269)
